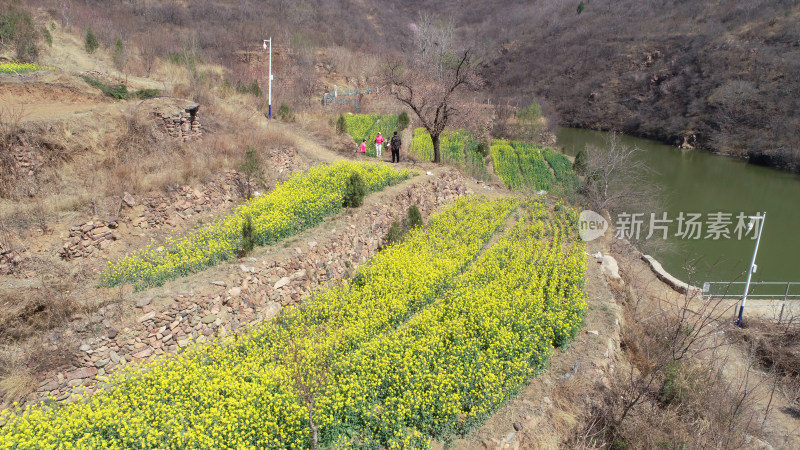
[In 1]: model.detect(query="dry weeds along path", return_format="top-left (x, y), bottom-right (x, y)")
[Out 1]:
top-left (612, 243), bottom-right (800, 450)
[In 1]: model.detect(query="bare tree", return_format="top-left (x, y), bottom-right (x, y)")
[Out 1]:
top-left (138, 31), bottom-right (164, 78)
top-left (283, 325), bottom-right (332, 450)
top-left (582, 131), bottom-right (657, 212)
top-left (491, 101), bottom-right (514, 139)
top-left (386, 49), bottom-right (482, 163)
top-left (297, 71), bottom-right (318, 110)
top-left (414, 13), bottom-right (455, 78)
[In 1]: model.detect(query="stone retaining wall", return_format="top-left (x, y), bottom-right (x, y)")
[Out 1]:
top-left (127, 171), bottom-right (242, 231)
top-left (642, 254), bottom-right (701, 296)
top-left (57, 147), bottom-right (299, 260)
top-left (9, 145), bottom-right (42, 178)
top-left (33, 170), bottom-right (468, 404)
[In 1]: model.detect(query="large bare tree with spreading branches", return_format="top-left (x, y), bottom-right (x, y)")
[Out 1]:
top-left (385, 17), bottom-right (482, 163)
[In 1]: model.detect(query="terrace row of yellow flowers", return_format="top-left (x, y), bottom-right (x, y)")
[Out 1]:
top-left (321, 202), bottom-right (586, 448)
top-left (0, 63), bottom-right (56, 74)
top-left (0, 197), bottom-right (586, 449)
top-left (490, 140), bottom-right (580, 193)
top-left (0, 197), bottom-right (520, 448)
top-left (99, 161), bottom-right (412, 290)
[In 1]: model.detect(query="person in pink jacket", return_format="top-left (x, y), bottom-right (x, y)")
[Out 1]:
top-left (360, 139), bottom-right (367, 154)
top-left (374, 132), bottom-right (384, 158)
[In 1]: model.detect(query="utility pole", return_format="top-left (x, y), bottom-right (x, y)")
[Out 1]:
top-left (737, 212), bottom-right (766, 327)
top-left (263, 38), bottom-right (273, 119)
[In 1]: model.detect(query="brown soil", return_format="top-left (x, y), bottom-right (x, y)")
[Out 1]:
top-left (0, 81), bottom-right (109, 121)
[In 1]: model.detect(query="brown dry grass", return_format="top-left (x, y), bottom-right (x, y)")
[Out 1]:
top-left (737, 319), bottom-right (800, 378)
top-left (0, 335), bottom-right (78, 407)
top-left (0, 272), bottom-right (84, 407)
top-left (563, 241), bottom-right (769, 450)
top-left (734, 319), bottom-right (800, 415)
top-left (0, 372), bottom-right (38, 407)
top-left (0, 273), bottom-right (80, 342)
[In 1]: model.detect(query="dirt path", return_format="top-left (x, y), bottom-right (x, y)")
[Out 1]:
top-left (0, 82), bottom-right (111, 121)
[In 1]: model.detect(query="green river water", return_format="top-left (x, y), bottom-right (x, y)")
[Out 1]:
top-left (556, 128), bottom-right (800, 288)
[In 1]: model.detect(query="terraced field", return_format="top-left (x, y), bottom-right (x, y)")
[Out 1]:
top-left (409, 128), bottom-right (489, 180)
top-left (491, 140), bottom-right (579, 192)
top-left (100, 161), bottom-right (411, 290)
top-left (1, 197), bottom-right (586, 449)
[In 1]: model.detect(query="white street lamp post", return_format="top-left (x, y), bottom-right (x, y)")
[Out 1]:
top-left (737, 212), bottom-right (766, 327)
top-left (263, 38), bottom-right (273, 119)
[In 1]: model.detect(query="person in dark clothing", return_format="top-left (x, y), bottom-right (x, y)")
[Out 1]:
top-left (390, 131), bottom-right (401, 163)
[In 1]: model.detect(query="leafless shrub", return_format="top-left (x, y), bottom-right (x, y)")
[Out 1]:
top-left (738, 319), bottom-right (800, 379)
top-left (137, 29), bottom-right (166, 78)
top-left (282, 324), bottom-right (333, 450)
top-left (0, 107), bottom-right (26, 199)
top-left (569, 243), bottom-right (766, 448)
top-left (491, 102), bottom-right (514, 139)
top-left (733, 317), bottom-right (800, 423)
top-left (0, 219), bottom-right (24, 275)
top-left (582, 132), bottom-right (659, 213)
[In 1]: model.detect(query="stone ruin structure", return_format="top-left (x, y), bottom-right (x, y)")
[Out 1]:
top-left (142, 98), bottom-right (202, 142)
top-left (154, 104), bottom-right (201, 142)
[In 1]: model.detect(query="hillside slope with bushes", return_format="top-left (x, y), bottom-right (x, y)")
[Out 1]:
top-left (474, 0), bottom-right (800, 171)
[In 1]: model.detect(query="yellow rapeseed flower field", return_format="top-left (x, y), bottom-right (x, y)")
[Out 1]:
top-left (0, 62), bottom-right (56, 74)
top-left (320, 200), bottom-right (586, 446)
top-left (99, 161), bottom-right (411, 290)
top-left (0, 197), bottom-right (586, 449)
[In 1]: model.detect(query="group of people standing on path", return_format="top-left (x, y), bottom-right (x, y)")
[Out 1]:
top-left (360, 131), bottom-right (402, 163)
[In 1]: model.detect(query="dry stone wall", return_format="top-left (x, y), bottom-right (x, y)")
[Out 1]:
top-left (155, 104), bottom-right (201, 142)
top-left (56, 148), bottom-right (299, 260)
top-left (128, 171), bottom-right (243, 231)
top-left (9, 145), bottom-right (42, 178)
top-left (58, 219), bottom-right (120, 260)
top-left (33, 170), bottom-right (469, 404)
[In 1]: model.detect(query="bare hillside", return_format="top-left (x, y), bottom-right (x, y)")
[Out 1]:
top-left (472, 0), bottom-right (800, 171)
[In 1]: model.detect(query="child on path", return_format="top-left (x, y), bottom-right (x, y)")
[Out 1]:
top-left (360, 139), bottom-right (366, 154)
top-left (375, 132), bottom-right (384, 158)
